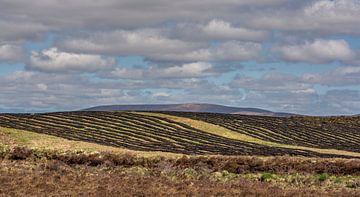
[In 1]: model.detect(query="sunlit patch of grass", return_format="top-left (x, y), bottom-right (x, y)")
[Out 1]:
top-left (0, 127), bottom-right (184, 158)
top-left (260, 172), bottom-right (273, 182)
top-left (318, 173), bottom-right (329, 182)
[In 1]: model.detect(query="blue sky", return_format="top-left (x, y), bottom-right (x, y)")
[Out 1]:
top-left (0, 0), bottom-right (359, 115)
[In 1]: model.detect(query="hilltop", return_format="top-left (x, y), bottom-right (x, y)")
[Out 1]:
top-left (83, 103), bottom-right (294, 117)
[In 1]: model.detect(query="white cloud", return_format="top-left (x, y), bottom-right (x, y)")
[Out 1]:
top-left (249, 0), bottom-right (360, 34)
top-left (1, 0), bottom-right (359, 43)
top-left (148, 41), bottom-right (262, 61)
top-left (0, 0), bottom-right (287, 31)
top-left (272, 39), bottom-right (355, 64)
top-left (0, 44), bottom-right (24, 63)
top-left (59, 28), bottom-right (262, 62)
top-left (202, 19), bottom-right (269, 41)
top-left (151, 92), bottom-right (171, 100)
top-left (110, 62), bottom-right (214, 79)
top-left (28, 48), bottom-right (115, 73)
top-left (59, 29), bottom-right (203, 56)
top-left (160, 62), bottom-right (213, 78)
top-left (174, 19), bottom-right (269, 42)
top-left (36, 83), bottom-right (48, 91)
top-left (304, 0), bottom-right (360, 24)
top-left (1, 0), bottom-right (360, 115)
top-left (213, 41), bottom-right (262, 60)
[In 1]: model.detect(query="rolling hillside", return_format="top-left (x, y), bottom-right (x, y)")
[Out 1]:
top-left (163, 112), bottom-right (360, 153)
top-left (0, 111), bottom-right (359, 158)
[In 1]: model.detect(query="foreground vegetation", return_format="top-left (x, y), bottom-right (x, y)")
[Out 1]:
top-left (0, 146), bottom-right (359, 196)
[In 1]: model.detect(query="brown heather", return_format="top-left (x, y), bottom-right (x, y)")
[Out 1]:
top-left (1, 147), bottom-right (360, 197)
top-left (2, 146), bottom-right (360, 175)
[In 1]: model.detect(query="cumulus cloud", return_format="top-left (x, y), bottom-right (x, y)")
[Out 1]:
top-left (0, 0), bottom-right (287, 30)
top-left (304, 0), bottom-right (360, 28)
top-left (58, 29), bottom-right (204, 56)
top-left (0, 44), bottom-right (24, 63)
top-left (272, 39), bottom-right (356, 64)
top-left (109, 62), bottom-right (215, 79)
top-left (202, 20), bottom-right (269, 41)
top-left (149, 41), bottom-right (262, 62)
top-left (59, 29), bottom-right (262, 62)
top-left (28, 48), bottom-right (115, 73)
top-left (174, 20), bottom-right (269, 42)
top-left (249, 0), bottom-right (360, 34)
top-left (1, 0), bottom-right (359, 40)
top-left (0, 0), bottom-right (360, 115)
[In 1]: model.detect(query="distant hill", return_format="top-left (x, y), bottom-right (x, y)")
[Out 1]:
top-left (82, 103), bottom-right (294, 117)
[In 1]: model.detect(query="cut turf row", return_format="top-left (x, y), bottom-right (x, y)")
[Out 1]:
top-left (0, 111), bottom-right (357, 158)
top-left (161, 112), bottom-right (360, 153)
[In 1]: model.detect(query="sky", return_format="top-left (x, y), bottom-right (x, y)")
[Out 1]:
top-left (0, 0), bottom-right (360, 115)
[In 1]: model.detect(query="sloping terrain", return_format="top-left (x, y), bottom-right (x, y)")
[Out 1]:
top-left (0, 112), bottom-right (317, 157)
top-left (162, 112), bottom-right (360, 153)
top-left (1, 111), bottom-right (360, 196)
top-left (0, 111), bottom-right (359, 158)
top-left (1, 130), bottom-right (360, 197)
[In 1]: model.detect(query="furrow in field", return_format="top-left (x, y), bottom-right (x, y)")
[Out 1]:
top-left (140, 112), bottom-right (360, 158)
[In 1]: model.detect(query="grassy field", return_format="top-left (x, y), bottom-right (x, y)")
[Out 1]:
top-left (0, 111), bottom-right (360, 196)
top-left (0, 126), bottom-right (183, 158)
